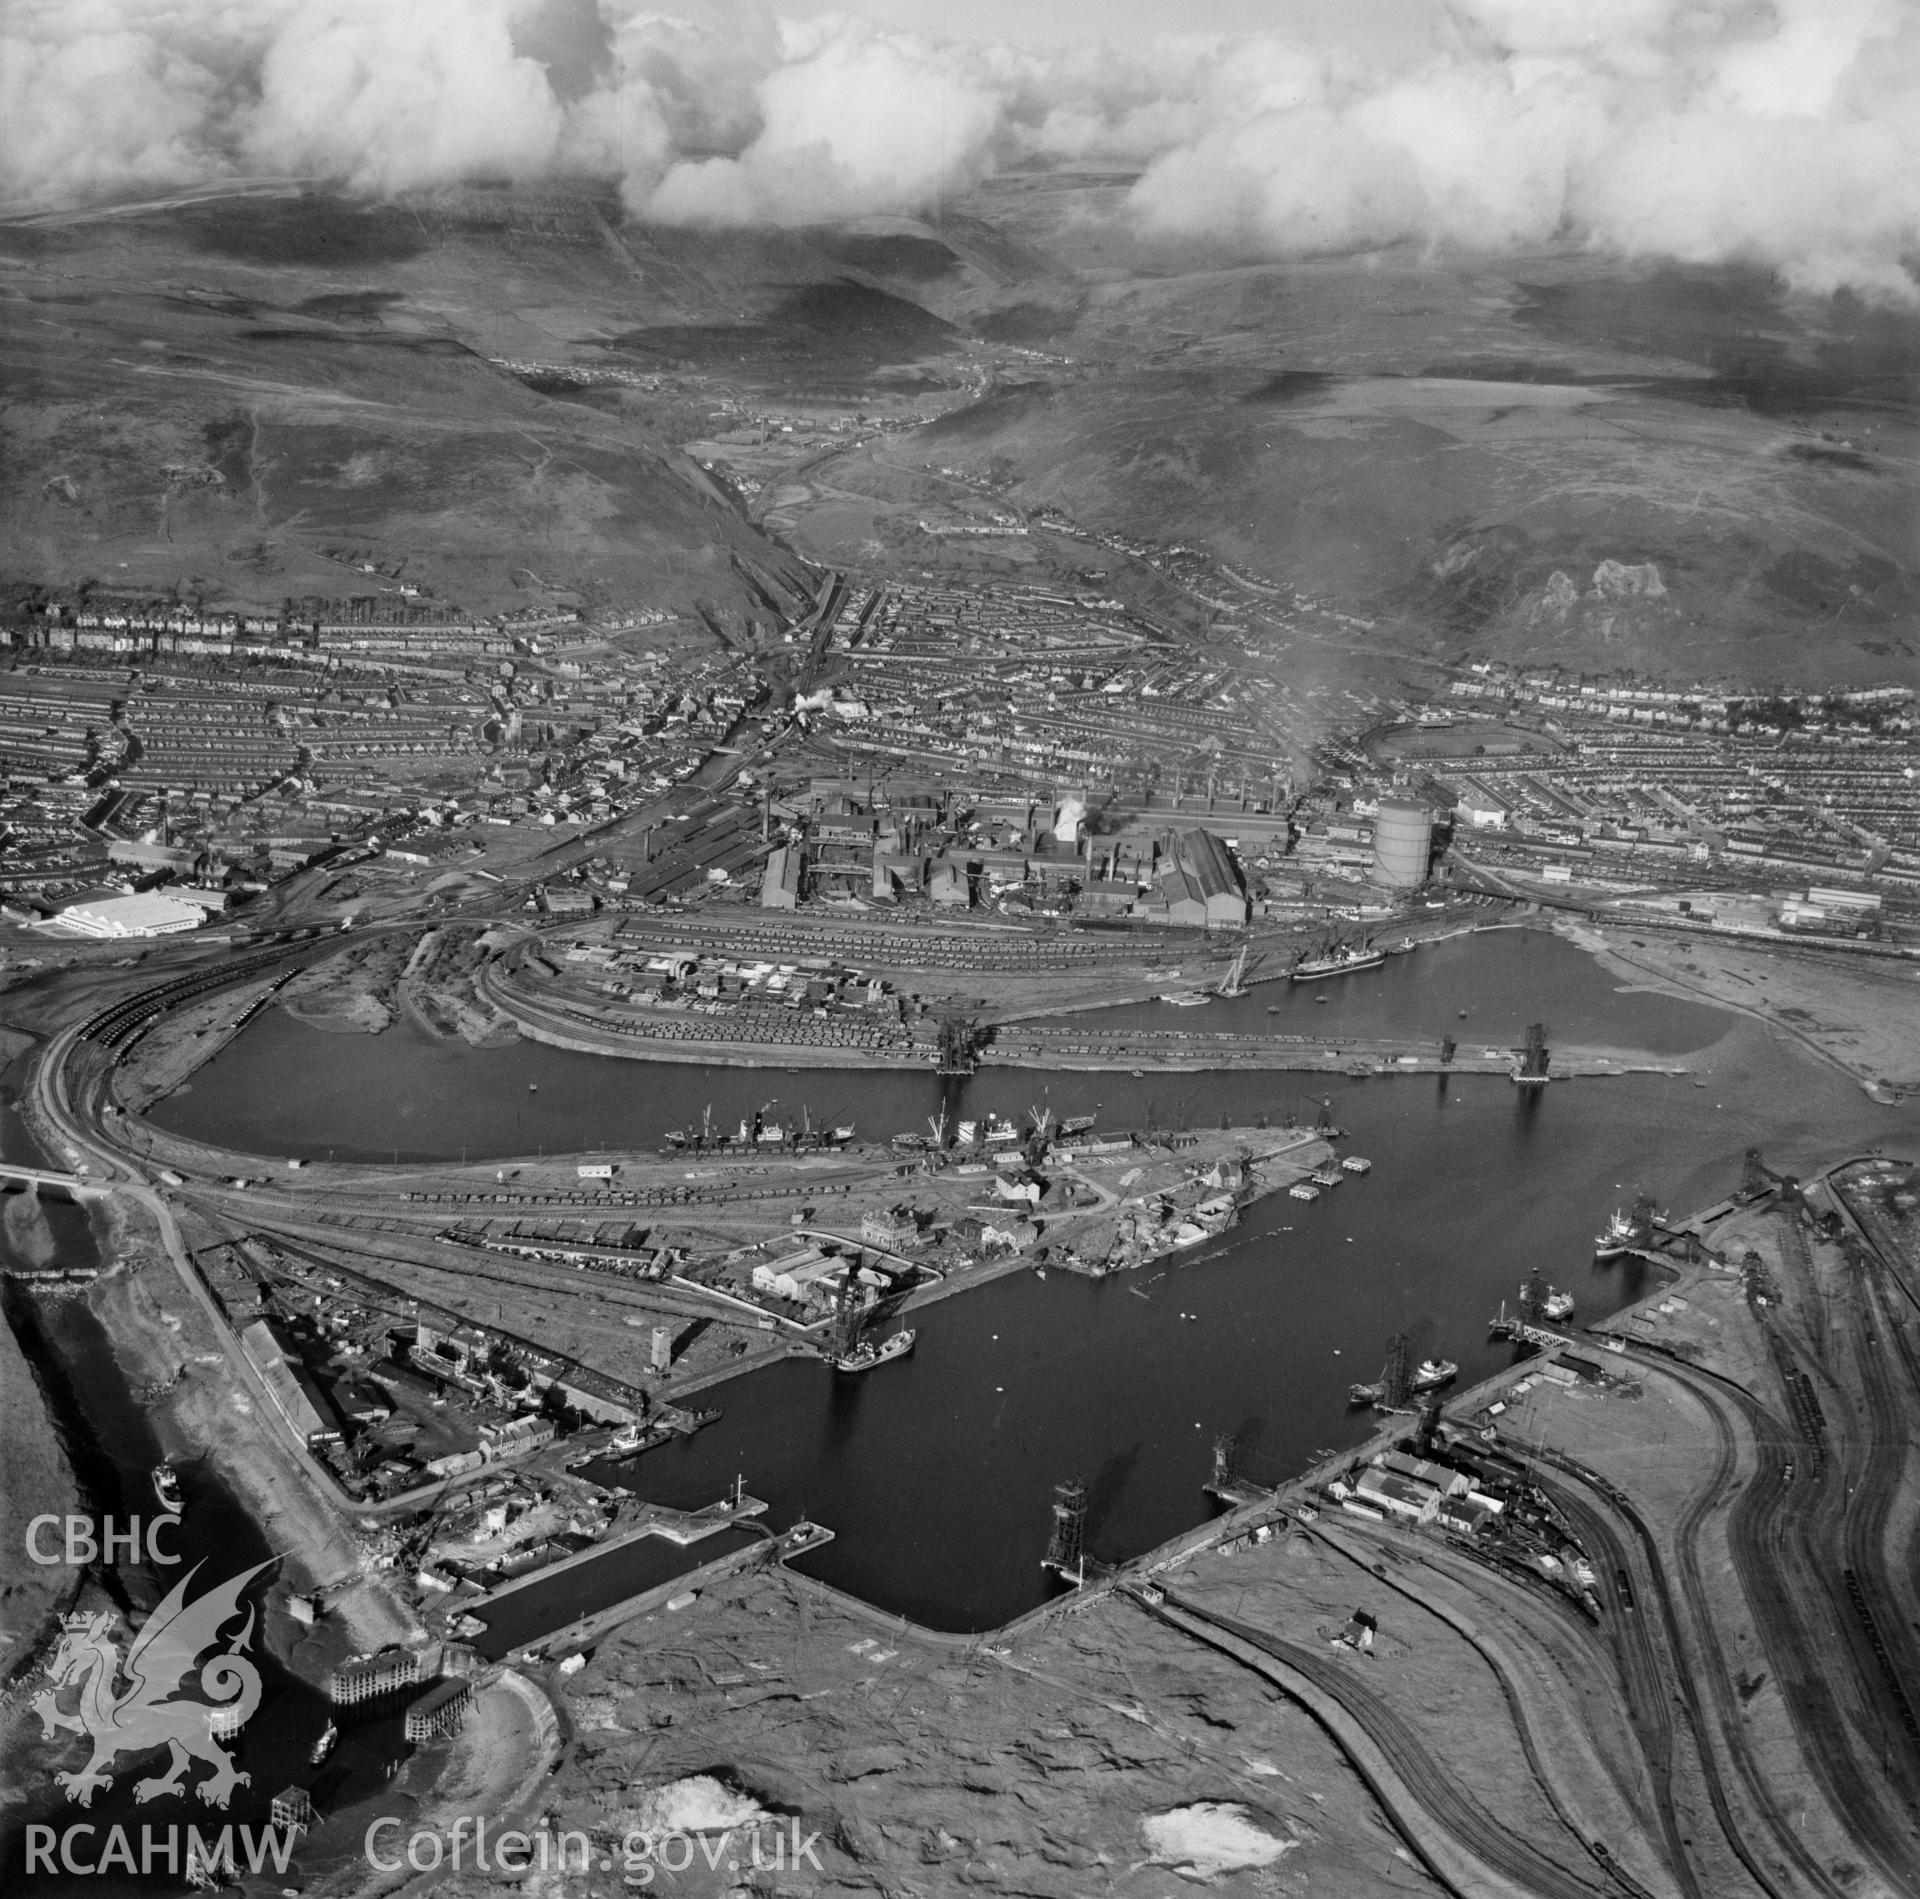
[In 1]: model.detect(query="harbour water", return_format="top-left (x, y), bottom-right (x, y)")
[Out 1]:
top-left (150, 929), bottom-right (1732, 1164)
top-left (141, 930), bottom-right (1920, 1631)
top-left (1036, 923), bottom-right (1734, 1052)
top-left (471, 1522), bottom-right (761, 1660)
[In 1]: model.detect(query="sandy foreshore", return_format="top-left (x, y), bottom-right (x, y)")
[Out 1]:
top-left (1561, 918), bottom-right (1920, 1102)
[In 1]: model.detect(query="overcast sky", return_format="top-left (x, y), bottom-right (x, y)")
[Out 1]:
top-left (773, 0), bottom-right (1440, 53)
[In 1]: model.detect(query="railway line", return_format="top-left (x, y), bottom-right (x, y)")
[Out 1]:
top-left (1294, 1515), bottom-right (1687, 1899)
top-left (1623, 1340), bottom-right (1920, 1893)
top-left (1528, 1442), bottom-right (1791, 1899)
top-left (1146, 1588), bottom-right (1613, 1898)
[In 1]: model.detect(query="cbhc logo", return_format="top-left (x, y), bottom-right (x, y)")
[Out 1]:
top-left (26, 1517), bottom-right (183, 1566)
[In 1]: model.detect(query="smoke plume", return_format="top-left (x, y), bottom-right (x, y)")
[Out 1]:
top-left (0, 0), bottom-right (1913, 297)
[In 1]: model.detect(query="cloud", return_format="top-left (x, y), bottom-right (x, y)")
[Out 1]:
top-left (239, 0), bottom-right (566, 193)
top-left (0, 0), bottom-right (1912, 299)
top-left (640, 18), bottom-right (1004, 224)
top-left (1122, 0), bottom-right (1920, 294)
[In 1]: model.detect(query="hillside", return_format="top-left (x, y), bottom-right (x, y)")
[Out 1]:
top-left (2, 176), bottom-right (1913, 689)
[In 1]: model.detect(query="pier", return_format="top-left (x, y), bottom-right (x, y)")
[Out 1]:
top-left (474, 1519), bottom-right (834, 1663)
top-left (470, 1491), bottom-right (771, 1613)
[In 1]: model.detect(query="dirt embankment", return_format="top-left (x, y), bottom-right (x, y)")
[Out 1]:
top-left (398, 928), bottom-right (521, 1048)
top-left (279, 929), bottom-right (519, 1046)
top-left (0, 1290), bottom-right (82, 1668)
top-left (280, 939), bottom-right (411, 1034)
top-left (82, 1199), bottom-right (421, 1662)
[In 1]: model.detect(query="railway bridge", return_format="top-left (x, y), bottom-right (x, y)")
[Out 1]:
top-left (0, 1162), bottom-right (106, 1202)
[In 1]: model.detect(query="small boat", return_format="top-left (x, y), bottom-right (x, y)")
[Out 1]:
top-left (152, 1463), bottom-right (183, 1513)
top-left (1542, 1287), bottom-right (1575, 1322)
top-left (1347, 1380), bottom-right (1386, 1406)
top-left (528, 1082), bottom-right (539, 1092)
top-left (892, 1132), bottom-right (929, 1151)
top-left (832, 1329), bottom-right (915, 1374)
top-left (830, 1125), bottom-right (856, 1143)
top-left (1161, 991), bottom-right (1212, 1007)
top-left (1411, 1358), bottom-right (1457, 1391)
top-left (1388, 937), bottom-right (1418, 955)
top-left (309, 1721), bottom-right (338, 1767)
top-left (1059, 1115), bottom-right (1098, 1135)
top-left (1594, 1209), bottom-right (1636, 1259)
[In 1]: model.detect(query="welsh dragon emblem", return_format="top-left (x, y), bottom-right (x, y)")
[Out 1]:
top-left (34, 1560), bottom-right (271, 1808)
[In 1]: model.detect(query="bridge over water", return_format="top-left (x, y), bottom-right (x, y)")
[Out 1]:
top-left (0, 1162), bottom-right (106, 1202)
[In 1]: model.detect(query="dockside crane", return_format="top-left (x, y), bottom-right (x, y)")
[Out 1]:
top-left (1042, 1478), bottom-right (1089, 1586)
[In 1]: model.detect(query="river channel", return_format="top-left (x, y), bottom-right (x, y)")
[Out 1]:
top-left (0, 1081), bottom-right (413, 1894)
top-left (143, 930), bottom-right (1920, 1632)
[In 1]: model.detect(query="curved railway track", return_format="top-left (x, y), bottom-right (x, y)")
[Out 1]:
top-left (1298, 1517), bottom-right (1685, 1898)
top-left (1624, 1344), bottom-right (1920, 1893)
top-left (1529, 1442), bottom-right (1798, 1899)
top-left (1152, 1588), bottom-right (1613, 1898)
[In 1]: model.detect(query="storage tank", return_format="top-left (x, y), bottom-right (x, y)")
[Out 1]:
top-left (1372, 797), bottom-right (1433, 889)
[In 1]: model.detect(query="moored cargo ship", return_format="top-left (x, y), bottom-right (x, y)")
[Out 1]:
top-left (1291, 944), bottom-right (1386, 982)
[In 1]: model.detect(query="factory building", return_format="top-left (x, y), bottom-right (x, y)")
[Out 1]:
top-left (43, 891), bottom-right (206, 938)
top-left (1139, 827), bottom-right (1248, 926)
top-left (239, 1319), bottom-right (337, 1447)
top-left (1371, 797), bottom-right (1433, 890)
top-left (758, 845), bottom-right (802, 909)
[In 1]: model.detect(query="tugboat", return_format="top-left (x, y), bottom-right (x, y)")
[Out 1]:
top-left (1411, 1357), bottom-right (1458, 1391)
top-left (151, 1462), bottom-right (184, 1514)
top-left (309, 1721), bottom-right (338, 1766)
top-left (1520, 1268), bottom-right (1575, 1324)
top-left (1594, 1208), bottom-right (1636, 1259)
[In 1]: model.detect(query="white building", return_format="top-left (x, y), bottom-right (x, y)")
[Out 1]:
top-left (44, 892), bottom-right (205, 938)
